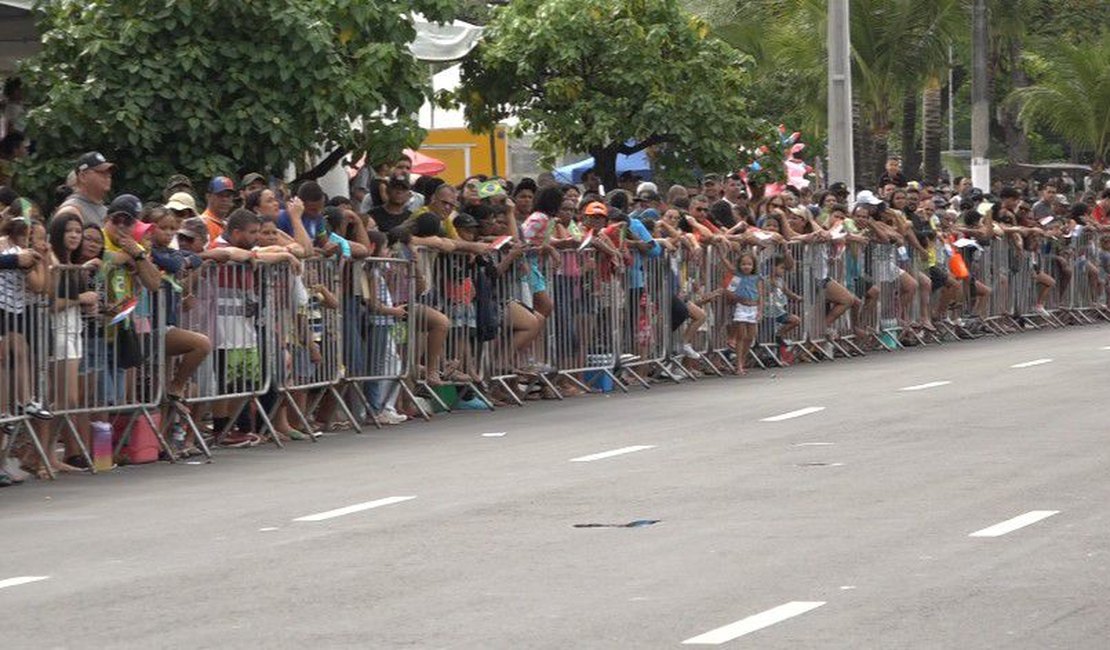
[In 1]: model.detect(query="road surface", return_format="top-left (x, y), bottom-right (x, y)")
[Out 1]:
top-left (4, 326), bottom-right (1109, 648)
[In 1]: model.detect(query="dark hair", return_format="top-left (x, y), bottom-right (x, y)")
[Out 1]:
top-left (48, 212), bottom-right (83, 263)
top-left (1000, 187), bottom-right (1022, 200)
top-left (2, 76), bottom-right (20, 95)
top-left (708, 200), bottom-right (736, 228)
top-left (413, 176), bottom-right (445, 202)
top-left (367, 229), bottom-right (387, 255)
top-left (467, 203), bottom-right (492, 222)
top-left (513, 177), bottom-right (538, 196)
top-left (533, 186), bottom-right (565, 216)
top-left (1100, 188), bottom-right (1110, 200)
top-left (672, 196), bottom-right (690, 210)
top-left (54, 183), bottom-right (73, 207)
top-left (0, 131), bottom-right (24, 157)
top-left (327, 195), bottom-right (352, 208)
top-left (829, 203), bottom-right (849, 215)
top-left (772, 254), bottom-right (789, 267)
top-left (226, 208), bottom-right (260, 234)
top-left (386, 225), bottom-right (411, 247)
top-left (607, 190), bottom-right (629, 212)
top-left (244, 189), bottom-right (265, 213)
top-left (296, 180), bottom-right (325, 203)
top-left (581, 168), bottom-right (597, 180)
top-left (414, 212), bottom-right (441, 237)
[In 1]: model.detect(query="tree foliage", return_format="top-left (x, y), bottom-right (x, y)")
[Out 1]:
top-left (19, 0), bottom-right (455, 202)
top-left (451, 0), bottom-right (756, 187)
top-left (1008, 33), bottom-right (1110, 167)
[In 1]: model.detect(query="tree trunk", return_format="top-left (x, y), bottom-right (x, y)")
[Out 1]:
top-left (591, 146), bottom-right (619, 194)
top-left (922, 75), bottom-right (943, 184)
top-left (899, 91), bottom-right (921, 181)
top-left (998, 37), bottom-right (1030, 163)
top-left (871, 129), bottom-right (889, 187)
top-left (852, 94), bottom-right (867, 188)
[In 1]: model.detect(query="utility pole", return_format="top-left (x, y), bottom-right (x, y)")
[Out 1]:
top-left (827, 0), bottom-right (854, 194)
top-left (970, 0), bottom-right (990, 190)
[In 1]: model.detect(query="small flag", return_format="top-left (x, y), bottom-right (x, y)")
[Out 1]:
top-left (577, 229), bottom-right (594, 251)
top-left (109, 297), bottom-right (138, 325)
top-left (491, 235), bottom-right (513, 250)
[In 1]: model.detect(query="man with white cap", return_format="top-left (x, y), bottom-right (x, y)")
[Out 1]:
top-left (853, 189), bottom-right (883, 214)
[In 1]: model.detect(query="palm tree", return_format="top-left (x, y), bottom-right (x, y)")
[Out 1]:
top-left (921, 74), bottom-right (943, 182)
top-left (1008, 34), bottom-right (1110, 168)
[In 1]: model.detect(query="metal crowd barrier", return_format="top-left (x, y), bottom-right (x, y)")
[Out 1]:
top-left (11, 227), bottom-right (1110, 484)
top-left (550, 245), bottom-right (627, 393)
top-left (0, 270), bottom-right (54, 477)
top-left (271, 256), bottom-right (361, 437)
top-left (341, 256), bottom-right (431, 426)
top-left (47, 264), bottom-right (167, 468)
top-left (180, 260), bottom-right (288, 447)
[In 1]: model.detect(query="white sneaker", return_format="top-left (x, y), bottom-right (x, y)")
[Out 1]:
top-left (681, 343), bottom-right (701, 359)
top-left (378, 410), bottom-right (408, 425)
top-left (4, 457), bottom-right (29, 482)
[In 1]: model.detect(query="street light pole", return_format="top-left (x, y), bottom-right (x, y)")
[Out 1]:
top-left (827, 0), bottom-right (854, 194)
top-left (970, 0), bottom-right (990, 190)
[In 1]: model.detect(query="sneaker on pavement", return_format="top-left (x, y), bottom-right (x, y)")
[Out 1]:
top-left (219, 432), bottom-right (256, 448)
top-left (22, 401), bottom-right (54, 420)
top-left (378, 411), bottom-right (408, 425)
top-left (4, 457), bottom-right (28, 482)
top-left (682, 343), bottom-right (701, 359)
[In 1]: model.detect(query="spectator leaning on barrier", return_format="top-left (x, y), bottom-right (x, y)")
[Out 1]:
top-left (1032, 182), bottom-right (1059, 220)
top-left (55, 152), bottom-right (114, 227)
top-left (369, 174), bottom-right (413, 234)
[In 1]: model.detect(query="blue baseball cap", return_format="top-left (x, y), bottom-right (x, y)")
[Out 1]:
top-left (208, 176), bottom-right (235, 194)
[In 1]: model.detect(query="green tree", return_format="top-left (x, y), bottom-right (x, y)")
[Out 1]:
top-left (19, 0), bottom-right (455, 202)
top-left (1008, 33), bottom-right (1110, 168)
top-left (451, 0), bottom-right (755, 188)
top-left (700, 0), bottom-right (960, 185)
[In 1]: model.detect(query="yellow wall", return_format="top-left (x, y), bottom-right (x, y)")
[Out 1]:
top-left (417, 125), bottom-right (509, 185)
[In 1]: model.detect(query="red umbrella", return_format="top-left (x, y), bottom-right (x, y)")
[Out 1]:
top-left (403, 148), bottom-right (447, 176)
top-left (346, 149), bottom-right (448, 179)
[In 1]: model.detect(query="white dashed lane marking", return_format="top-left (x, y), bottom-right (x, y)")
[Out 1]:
top-left (293, 496), bottom-right (416, 522)
top-left (682, 601), bottom-right (827, 645)
top-left (969, 510), bottom-right (1059, 537)
top-left (761, 407), bottom-right (825, 422)
top-left (569, 445), bottom-right (656, 463)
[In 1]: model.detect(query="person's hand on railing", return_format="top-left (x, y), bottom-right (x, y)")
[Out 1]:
top-left (15, 249), bottom-right (40, 269)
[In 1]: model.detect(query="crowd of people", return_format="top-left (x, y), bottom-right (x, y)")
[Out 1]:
top-left (2, 149), bottom-right (1109, 487)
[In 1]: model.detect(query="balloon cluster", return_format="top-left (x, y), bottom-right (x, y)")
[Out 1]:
top-left (735, 124), bottom-right (814, 198)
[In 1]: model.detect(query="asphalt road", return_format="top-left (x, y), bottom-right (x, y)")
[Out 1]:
top-left (4, 326), bottom-right (1110, 649)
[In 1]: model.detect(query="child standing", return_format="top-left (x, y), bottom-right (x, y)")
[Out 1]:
top-left (768, 254), bottom-right (801, 362)
top-left (724, 252), bottom-right (762, 375)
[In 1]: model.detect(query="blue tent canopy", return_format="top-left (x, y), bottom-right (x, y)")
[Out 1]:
top-left (553, 146), bottom-right (652, 184)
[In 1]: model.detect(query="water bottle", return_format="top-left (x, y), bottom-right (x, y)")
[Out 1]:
top-left (91, 421), bottom-right (113, 472)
